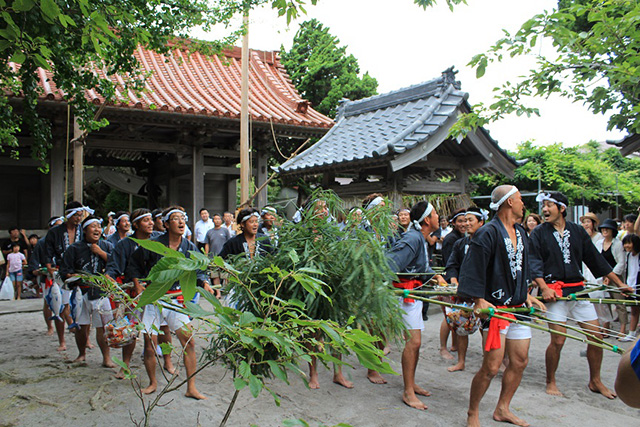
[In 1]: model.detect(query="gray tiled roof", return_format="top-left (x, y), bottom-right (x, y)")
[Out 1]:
top-left (280, 68), bottom-right (470, 173)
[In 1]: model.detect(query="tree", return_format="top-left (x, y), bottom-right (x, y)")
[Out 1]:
top-left (280, 19), bottom-right (378, 118)
top-left (0, 0), bottom-right (316, 170)
top-left (470, 140), bottom-right (640, 214)
top-left (452, 0), bottom-right (640, 136)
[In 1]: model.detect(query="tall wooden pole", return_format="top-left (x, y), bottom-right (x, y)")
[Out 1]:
top-left (73, 118), bottom-right (84, 204)
top-left (239, 10), bottom-right (250, 207)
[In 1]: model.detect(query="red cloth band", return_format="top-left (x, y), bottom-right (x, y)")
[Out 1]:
top-left (547, 281), bottom-right (584, 298)
top-left (392, 278), bottom-right (422, 303)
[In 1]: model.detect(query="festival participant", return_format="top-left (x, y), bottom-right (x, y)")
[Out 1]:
top-left (445, 207), bottom-right (487, 372)
top-left (107, 211), bottom-right (130, 246)
top-left (457, 185), bottom-right (545, 427)
top-left (59, 215), bottom-right (114, 366)
top-left (203, 213), bottom-right (232, 299)
top-left (524, 213), bottom-right (542, 236)
top-left (388, 200), bottom-right (447, 410)
top-left (44, 201), bottom-right (93, 351)
top-left (126, 206), bottom-right (212, 399)
top-left (615, 337), bottom-right (640, 408)
top-left (259, 206), bottom-right (279, 245)
top-left (194, 208), bottom-right (214, 251)
top-left (440, 208), bottom-right (468, 360)
top-left (620, 234), bottom-right (640, 342)
top-left (530, 192), bottom-right (632, 399)
top-left (30, 216), bottom-right (63, 334)
top-left (396, 208), bottom-right (411, 233)
top-left (104, 212), bottom-right (116, 237)
top-left (151, 209), bottom-right (165, 234)
top-left (219, 207), bottom-right (273, 259)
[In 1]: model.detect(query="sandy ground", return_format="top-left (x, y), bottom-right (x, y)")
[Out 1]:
top-left (1, 298), bottom-right (639, 427)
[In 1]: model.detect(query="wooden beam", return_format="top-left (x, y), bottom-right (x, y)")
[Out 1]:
top-left (202, 148), bottom-right (240, 158)
top-left (203, 166), bottom-right (241, 175)
top-left (329, 181), bottom-right (390, 198)
top-left (402, 179), bottom-right (464, 194)
top-left (86, 139), bottom-right (190, 154)
top-left (413, 154), bottom-right (461, 170)
top-left (73, 119), bottom-right (83, 203)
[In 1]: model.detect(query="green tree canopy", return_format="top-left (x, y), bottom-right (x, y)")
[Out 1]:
top-left (280, 18), bottom-right (378, 118)
top-left (0, 0), bottom-right (315, 170)
top-left (471, 140), bottom-right (640, 214)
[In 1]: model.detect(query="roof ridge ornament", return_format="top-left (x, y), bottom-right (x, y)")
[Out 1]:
top-left (441, 66), bottom-right (461, 90)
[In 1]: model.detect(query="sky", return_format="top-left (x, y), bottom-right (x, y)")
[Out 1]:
top-left (192, 0), bottom-right (626, 152)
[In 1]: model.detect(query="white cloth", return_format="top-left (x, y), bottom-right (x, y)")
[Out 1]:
top-left (77, 295), bottom-right (112, 327)
top-left (596, 238), bottom-right (626, 276)
top-left (545, 300), bottom-right (598, 323)
top-left (61, 288), bottom-right (71, 306)
top-left (142, 302), bottom-right (190, 334)
top-left (626, 252), bottom-right (640, 290)
top-left (194, 219), bottom-right (214, 244)
top-left (398, 298), bottom-right (424, 330)
top-left (482, 322), bottom-right (532, 340)
top-left (182, 224), bottom-right (192, 239)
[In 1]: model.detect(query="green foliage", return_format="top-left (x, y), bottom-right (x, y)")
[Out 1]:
top-left (470, 140), bottom-right (640, 214)
top-left (0, 0), bottom-right (316, 169)
top-left (459, 0), bottom-right (640, 135)
top-left (281, 19), bottom-right (378, 118)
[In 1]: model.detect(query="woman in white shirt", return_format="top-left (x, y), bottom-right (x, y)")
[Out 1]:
top-left (596, 219), bottom-right (627, 336)
top-left (620, 233), bottom-right (640, 342)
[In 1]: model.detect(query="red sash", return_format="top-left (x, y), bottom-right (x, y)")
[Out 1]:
top-left (484, 305), bottom-right (521, 352)
top-left (392, 278), bottom-right (422, 303)
top-left (547, 281), bottom-right (584, 298)
top-left (167, 289), bottom-right (185, 305)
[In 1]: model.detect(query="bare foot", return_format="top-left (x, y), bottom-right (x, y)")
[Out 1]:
top-left (185, 389), bottom-right (207, 400)
top-left (367, 370), bottom-right (387, 384)
top-left (102, 360), bottom-right (116, 368)
top-left (115, 369), bottom-right (127, 380)
top-left (72, 355), bottom-right (86, 363)
top-left (383, 345), bottom-right (391, 356)
top-left (46, 328), bottom-right (54, 336)
top-left (439, 348), bottom-right (454, 360)
top-left (588, 380), bottom-right (617, 399)
top-left (447, 362), bottom-right (465, 372)
top-left (493, 408), bottom-right (530, 426)
top-left (309, 375), bottom-right (320, 390)
top-left (86, 342), bottom-right (95, 350)
top-left (164, 362), bottom-right (177, 375)
top-left (414, 385), bottom-right (431, 397)
top-left (467, 413), bottom-right (481, 427)
top-left (449, 346), bottom-right (458, 352)
top-left (545, 382), bottom-right (564, 397)
top-left (402, 391), bottom-right (427, 410)
top-left (141, 384), bottom-right (157, 395)
top-left (333, 373), bottom-right (354, 389)
top-left (57, 343), bottom-right (67, 352)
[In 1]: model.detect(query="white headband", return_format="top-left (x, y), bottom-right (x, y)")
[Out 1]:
top-left (397, 208), bottom-right (410, 214)
top-left (412, 203), bottom-right (434, 231)
top-left (466, 209), bottom-right (489, 221)
top-left (65, 206), bottom-right (94, 218)
top-left (489, 186), bottom-right (519, 211)
top-left (115, 214), bottom-right (130, 225)
top-left (241, 212), bottom-right (260, 223)
top-left (261, 207), bottom-right (277, 216)
top-left (366, 196), bottom-right (384, 210)
top-left (450, 211), bottom-right (467, 222)
top-left (82, 218), bottom-right (102, 229)
top-left (163, 209), bottom-right (186, 222)
top-left (49, 216), bottom-right (64, 226)
top-left (132, 212), bottom-right (152, 223)
top-left (535, 192), bottom-right (567, 209)
top-left (108, 211), bottom-right (115, 217)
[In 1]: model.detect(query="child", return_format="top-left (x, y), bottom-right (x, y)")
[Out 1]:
top-left (6, 242), bottom-right (27, 300)
top-left (620, 234), bottom-right (640, 342)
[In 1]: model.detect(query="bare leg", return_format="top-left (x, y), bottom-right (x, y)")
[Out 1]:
top-left (96, 327), bottom-right (114, 368)
top-left (86, 325), bottom-right (95, 349)
top-left (116, 341), bottom-right (136, 379)
top-left (332, 355), bottom-right (353, 389)
top-left (493, 338), bottom-right (531, 427)
top-left (308, 355), bottom-right (320, 389)
top-left (367, 339), bottom-right (387, 384)
top-left (54, 318), bottom-right (66, 351)
top-left (402, 329), bottom-right (429, 410)
top-left (73, 325), bottom-right (89, 362)
top-left (159, 325), bottom-right (175, 374)
top-left (141, 333), bottom-right (158, 394)
top-left (580, 320), bottom-right (616, 399)
top-left (43, 301), bottom-right (53, 335)
top-left (467, 333), bottom-right (505, 427)
top-left (439, 318), bottom-right (454, 360)
top-left (61, 305), bottom-right (74, 328)
top-left (15, 280), bottom-right (22, 300)
top-left (448, 334), bottom-right (468, 372)
top-left (545, 322), bottom-right (566, 396)
top-left (176, 324), bottom-right (206, 400)
top-left (450, 333), bottom-right (458, 352)
top-left (628, 306), bottom-right (639, 334)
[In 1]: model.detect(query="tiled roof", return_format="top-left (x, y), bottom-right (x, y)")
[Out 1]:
top-left (608, 134), bottom-right (640, 156)
top-left (11, 46), bottom-right (333, 129)
top-left (280, 68), bottom-right (515, 174)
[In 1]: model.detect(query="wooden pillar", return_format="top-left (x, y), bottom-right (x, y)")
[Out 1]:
top-left (227, 178), bottom-right (237, 213)
top-left (239, 11), bottom-right (250, 206)
top-left (192, 145), bottom-right (204, 226)
top-left (388, 168), bottom-right (403, 209)
top-left (72, 119), bottom-right (83, 203)
top-left (50, 139), bottom-right (65, 216)
top-left (255, 146), bottom-right (268, 208)
top-left (459, 166), bottom-right (468, 194)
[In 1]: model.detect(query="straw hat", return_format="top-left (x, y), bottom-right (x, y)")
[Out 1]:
top-left (579, 212), bottom-right (599, 227)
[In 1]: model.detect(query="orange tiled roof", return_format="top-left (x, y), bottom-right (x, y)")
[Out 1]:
top-left (17, 46), bottom-right (333, 129)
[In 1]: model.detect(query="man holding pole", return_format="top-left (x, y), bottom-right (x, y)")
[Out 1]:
top-left (530, 191), bottom-right (632, 399)
top-left (458, 185), bottom-right (545, 427)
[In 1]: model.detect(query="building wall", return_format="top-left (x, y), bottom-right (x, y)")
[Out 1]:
top-left (0, 165), bottom-right (49, 229)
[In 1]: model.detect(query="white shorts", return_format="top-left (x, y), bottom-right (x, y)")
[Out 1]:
top-left (399, 298), bottom-right (424, 331)
top-left (545, 300), bottom-right (598, 323)
top-left (482, 321), bottom-right (532, 340)
top-left (77, 295), bottom-right (112, 328)
top-left (61, 289), bottom-right (71, 306)
top-left (142, 302), bottom-right (190, 334)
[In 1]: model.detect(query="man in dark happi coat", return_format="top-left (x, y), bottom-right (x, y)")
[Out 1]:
top-left (459, 185), bottom-right (545, 427)
top-left (531, 192), bottom-right (631, 399)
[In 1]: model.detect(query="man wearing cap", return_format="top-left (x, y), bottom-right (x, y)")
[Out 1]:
top-left (194, 208), bottom-right (214, 251)
top-left (458, 185), bottom-right (545, 427)
top-left (107, 211), bottom-right (131, 246)
top-left (530, 191), bottom-right (632, 398)
top-left (44, 201), bottom-right (93, 351)
top-left (387, 201), bottom-right (447, 410)
top-left (60, 215), bottom-right (114, 366)
top-left (127, 206), bottom-right (213, 399)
